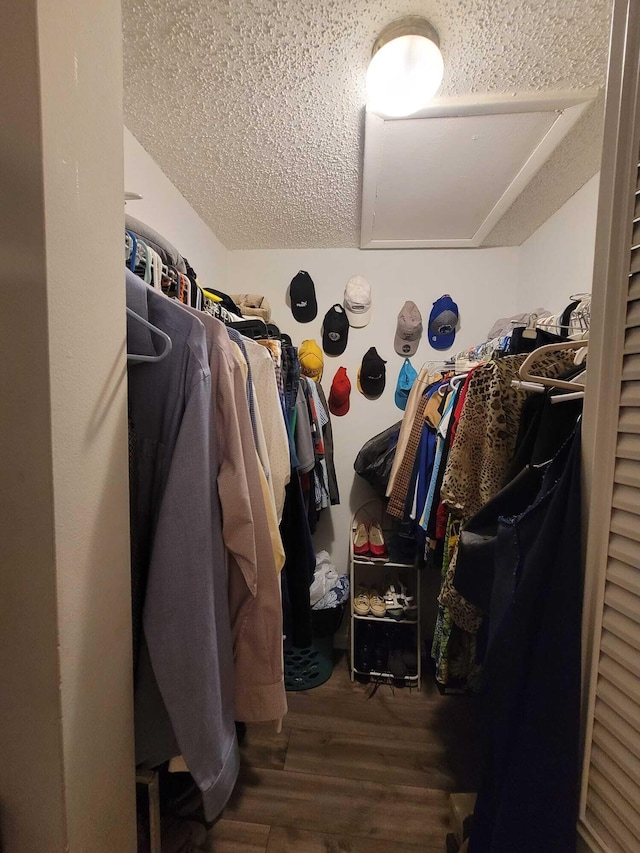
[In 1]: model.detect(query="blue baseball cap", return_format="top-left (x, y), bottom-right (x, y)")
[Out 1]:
top-left (428, 295), bottom-right (459, 350)
top-left (395, 359), bottom-right (418, 410)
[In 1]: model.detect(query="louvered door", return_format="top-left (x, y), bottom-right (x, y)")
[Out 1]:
top-left (584, 380), bottom-right (640, 853)
top-left (579, 2), bottom-right (640, 849)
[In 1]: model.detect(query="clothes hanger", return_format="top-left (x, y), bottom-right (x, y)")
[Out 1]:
top-left (228, 317), bottom-right (269, 339)
top-left (511, 379), bottom-right (546, 394)
top-left (518, 340), bottom-right (587, 392)
top-left (550, 389), bottom-right (585, 404)
top-left (449, 373), bottom-right (469, 391)
top-left (126, 307), bottom-right (173, 363)
top-left (126, 230), bottom-right (138, 271)
top-left (573, 332), bottom-right (589, 366)
top-left (521, 313), bottom-right (538, 340)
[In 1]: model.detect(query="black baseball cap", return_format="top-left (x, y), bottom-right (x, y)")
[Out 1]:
top-left (322, 304), bottom-right (349, 355)
top-left (289, 270), bottom-right (318, 323)
top-left (358, 347), bottom-right (387, 398)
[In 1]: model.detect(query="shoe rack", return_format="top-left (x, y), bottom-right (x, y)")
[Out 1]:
top-left (349, 500), bottom-right (421, 688)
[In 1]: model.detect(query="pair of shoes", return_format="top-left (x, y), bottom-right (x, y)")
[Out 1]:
top-left (383, 578), bottom-right (417, 621)
top-left (398, 580), bottom-right (417, 620)
top-left (353, 586), bottom-right (386, 617)
top-left (353, 520), bottom-right (388, 560)
top-left (355, 622), bottom-right (374, 673)
top-left (355, 623), bottom-right (388, 675)
top-left (384, 584), bottom-right (404, 620)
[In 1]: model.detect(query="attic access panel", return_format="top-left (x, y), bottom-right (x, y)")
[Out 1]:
top-left (360, 93), bottom-right (596, 249)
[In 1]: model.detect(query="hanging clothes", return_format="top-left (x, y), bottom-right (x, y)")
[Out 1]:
top-left (244, 337), bottom-right (291, 521)
top-left (436, 352), bottom-right (579, 660)
top-left (423, 347), bottom-right (581, 690)
top-left (222, 340), bottom-right (287, 723)
top-left (126, 213), bottom-right (188, 273)
top-left (504, 386), bottom-right (585, 483)
top-left (280, 470), bottom-right (316, 649)
top-left (469, 428), bottom-right (583, 853)
top-left (305, 376), bottom-right (331, 513)
top-left (316, 381), bottom-right (340, 506)
top-left (294, 380), bottom-right (316, 475)
top-left (180, 304), bottom-right (287, 725)
top-left (386, 364), bottom-right (435, 497)
top-left (126, 271), bottom-right (239, 820)
top-left (440, 353), bottom-right (574, 520)
top-left (387, 393), bottom-right (430, 518)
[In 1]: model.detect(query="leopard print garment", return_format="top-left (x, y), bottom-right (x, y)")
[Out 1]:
top-left (438, 351), bottom-right (579, 633)
top-left (438, 544), bottom-right (484, 632)
top-left (441, 352), bottom-right (577, 521)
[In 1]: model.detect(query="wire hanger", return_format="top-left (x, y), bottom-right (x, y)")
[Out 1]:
top-left (518, 340), bottom-right (587, 392)
top-left (126, 307), bottom-right (173, 363)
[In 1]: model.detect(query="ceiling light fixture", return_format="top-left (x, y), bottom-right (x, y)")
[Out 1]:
top-left (366, 16), bottom-right (444, 118)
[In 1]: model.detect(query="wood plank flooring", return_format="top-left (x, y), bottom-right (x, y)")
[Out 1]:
top-left (207, 654), bottom-right (480, 852)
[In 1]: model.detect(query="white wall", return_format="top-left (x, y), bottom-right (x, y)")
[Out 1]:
top-left (227, 247), bottom-right (519, 567)
top-left (124, 127), bottom-right (228, 289)
top-left (1, 2), bottom-right (135, 850)
top-left (517, 173), bottom-right (600, 314)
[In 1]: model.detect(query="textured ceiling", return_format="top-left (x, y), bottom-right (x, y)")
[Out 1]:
top-left (123, 0), bottom-right (612, 250)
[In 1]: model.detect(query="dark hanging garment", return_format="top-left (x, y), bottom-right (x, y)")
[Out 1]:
top-left (507, 325), bottom-right (564, 355)
top-left (469, 428), bottom-right (583, 853)
top-left (280, 469), bottom-right (315, 648)
top-left (505, 372), bottom-right (584, 486)
top-left (453, 465), bottom-right (546, 617)
top-left (316, 381), bottom-right (340, 506)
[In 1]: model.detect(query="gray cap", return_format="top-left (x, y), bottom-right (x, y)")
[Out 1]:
top-left (394, 301), bottom-right (423, 356)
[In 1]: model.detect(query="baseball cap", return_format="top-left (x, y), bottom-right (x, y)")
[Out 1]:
top-left (395, 359), bottom-right (418, 410)
top-left (290, 271), bottom-right (318, 323)
top-left (394, 301), bottom-right (423, 356)
top-left (357, 347), bottom-right (386, 398)
top-left (329, 367), bottom-right (351, 416)
top-left (344, 276), bottom-right (372, 327)
top-left (428, 295), bottom-right (459, 350)
top-left (322, 304), bottom-right (349, 356)
top-left (298, 339), bottom-right (324, 381)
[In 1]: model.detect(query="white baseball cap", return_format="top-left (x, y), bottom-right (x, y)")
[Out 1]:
top-left (343, 276), bottom-right (372, 328)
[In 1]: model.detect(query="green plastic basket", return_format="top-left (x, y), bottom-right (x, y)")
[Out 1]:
top-left (283, 606), bottom-right (343, 691)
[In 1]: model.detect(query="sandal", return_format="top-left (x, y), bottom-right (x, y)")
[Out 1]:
top-left (398, 581), bottom-right (417, 620)
top-left (384, 584), bottom-right (404, 620)
top-left (369, 589), bottom-right (387, 618)
top-left (354, 587), bottom-right (371, 616)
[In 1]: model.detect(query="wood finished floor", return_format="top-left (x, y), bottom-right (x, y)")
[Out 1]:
top-left (207, 653), bottom-right (480, 852)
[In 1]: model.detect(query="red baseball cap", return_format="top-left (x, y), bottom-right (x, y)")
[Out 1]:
top-left (329, 367), bottom-right (351, 416)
